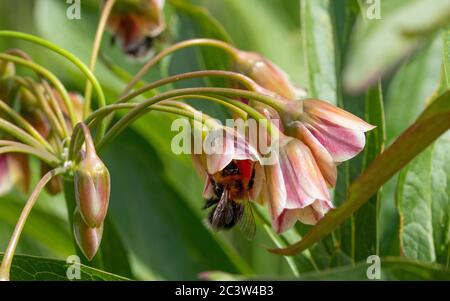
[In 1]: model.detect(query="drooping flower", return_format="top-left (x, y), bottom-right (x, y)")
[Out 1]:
top-left (257, 134), bottom-right (333, 233)
top-left (284, 99), bottom-right (376, 164)
top-left (107, 0), bottom-right (166, 57)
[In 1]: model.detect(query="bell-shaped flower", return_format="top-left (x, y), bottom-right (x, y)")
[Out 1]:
top-left (0, 153), bottom-right (30, 196)
top-left (107, 0), bottom-right (166, 57)
top-left (285, 99), bottom-right (376, 164)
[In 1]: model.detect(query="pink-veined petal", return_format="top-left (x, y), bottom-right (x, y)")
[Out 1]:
top-left (288, 122), bottom-right (337, 187)
top-left (305, 118), bottom-right (367, 162)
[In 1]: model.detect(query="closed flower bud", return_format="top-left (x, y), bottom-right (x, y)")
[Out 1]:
top-left (74, 124), bottom-right (110, 228)
top-left (73, 208), bottom-right (103, 261)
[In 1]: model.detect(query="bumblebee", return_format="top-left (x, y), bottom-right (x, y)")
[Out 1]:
top-left (203, 160), bottom-right (256, 239)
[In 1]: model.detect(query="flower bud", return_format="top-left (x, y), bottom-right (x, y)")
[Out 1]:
top-left (234, 50), bottom-right (307, 100)
top-left (73, 208), bottom-right (103, 261)
top-left (74, 124), bottom-right (110, 228)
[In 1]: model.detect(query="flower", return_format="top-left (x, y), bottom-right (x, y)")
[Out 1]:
top-left (74, 124), bottom-right (110, 228)
top-left (192, 122), bottom-right (263, 202)
top-left (284, 99), bottom-right (376, 164)
top-left (234, 50), bottom-right (307, 100)
top-left (259, 135), bottom-right (333, 233)
top-left (107, 0), bottom-right (166, 57)
top-left (73, 208), bottom-right (103, 261)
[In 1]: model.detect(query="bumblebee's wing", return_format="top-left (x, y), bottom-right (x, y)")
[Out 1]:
top-left (238, 201), bottom-right (256, 240)
top-left (211, 190), bottom-right (233, 230)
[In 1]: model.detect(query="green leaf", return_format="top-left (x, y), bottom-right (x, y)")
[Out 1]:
top-left (297, 257), bottom-right (450, 280)
top-left (397, 131), bottom-right (450, 265)
top-left (385, 35), bottom-right (443, 142)
top-left (353, 82), bottom-right (385, 261)
top-left (301, 0), bottom-right (337, 104)
top-left (270, 90), bottom-right (450, 256)
top-left (344, 0), bottom-right (450, 93)
top-left (0, 253), bottom-right (129, 281)
top-left (0, 194), bottom-right (73, 258)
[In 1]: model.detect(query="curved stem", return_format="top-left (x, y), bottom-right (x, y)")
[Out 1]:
top-left (121, 39), bottom-right (238, 96)
top-left (26, 79), bottom-right (66, 140)
top-left (0, 99), bottom-right (54, 152)
top-left (0, 53), bottom-right (76, 126)
top-left (98, 87), bottom-right (281, 148)
top-left (84, 0), bottom-right (116, 117)
top-left (0, 31), bottom-right (106, 118)
top-left (0, 167), bottom-right (66, 281)
top-left (41, 81), bottom-right (70, 137)
top-left (0, 143), bottom-right (60, 165)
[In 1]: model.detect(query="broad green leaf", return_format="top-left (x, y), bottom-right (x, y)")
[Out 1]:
top-left (353, 82), bottom-right (385, 261)
top-left (385, 35), bottom-right (443, 142)
top-left (270, 90), bottom-right (450, 255)
top-left (397, 131), bottom-right (450, 265)
top-left (301, 0), bottom-right (337, 104)
top-left (443, 26), bottom-right (450, 89)
top-left (0, 194), bottom-right (73, 258)
top-left (298, 257), bottom-right (450, 280)
top-left (0, 253), bottom-right (128, 281)
top-left (344, 0), bottom-right (450, 93)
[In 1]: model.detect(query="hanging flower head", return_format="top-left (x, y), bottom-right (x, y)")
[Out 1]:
top-left (107, 0), bottom-right (166, 57)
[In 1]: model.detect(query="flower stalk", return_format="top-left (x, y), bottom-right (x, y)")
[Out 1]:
top-left (0, 167), bottom-right (66, 281)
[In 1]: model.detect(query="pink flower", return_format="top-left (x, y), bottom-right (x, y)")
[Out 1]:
top-left (285, 99), bottom-right (376, 164)
top-left (0, 154), bottom-right (30, 196)
top-left (259, 135), bottom-right (333, 233)
top-left (107, 0), bottom-right (166, 57)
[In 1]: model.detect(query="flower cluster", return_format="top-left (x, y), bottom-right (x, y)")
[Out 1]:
top-left (0, 1), bottom-right (374, 281)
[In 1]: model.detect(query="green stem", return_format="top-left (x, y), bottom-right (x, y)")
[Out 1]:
top-left (119, 70), bottom-right (258, 104)
top-left (0, 141), bottom-right (60, 165)
top-left (84, 0), bottom-right (116, 117)
top-left (0, 167), bottom-right (66, 281)
top-left (42, 81), bottom-right (70, 137)
top-left (0, 31), bottom-right (107, 138)
top-left (98, 88), bottom-right (281, 150)
top-left (0, 118), bottom-right (50, 152)
top-left (0, 53), bottom-right (76, 126)
top-left (121, 39), bottom-right (238, 96)
top-left (26, 79), bottom-right (66, 141)
top-left (0, 99), bottom-right (54, 153)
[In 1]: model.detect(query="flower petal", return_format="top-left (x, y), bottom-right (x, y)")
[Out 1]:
top-left (305, 118), bottom-right (367, 162)
top-left (303, 99), bottom-right (375, 132)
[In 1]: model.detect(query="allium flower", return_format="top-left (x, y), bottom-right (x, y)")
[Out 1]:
top-left (191, 121), bottom-right (263, 238)
top-left (258, 134), bottom-right (333, 233)
top-left (107, 0), bottom-right (166, 57)
top-left (284, 99), bottom-right (376, 164)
